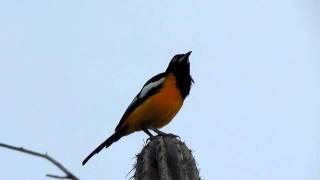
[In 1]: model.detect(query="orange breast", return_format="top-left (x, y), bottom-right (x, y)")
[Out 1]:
top-left (123, 74), bottom-right (183, 133)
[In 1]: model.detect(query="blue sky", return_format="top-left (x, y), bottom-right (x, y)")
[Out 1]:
top-left (0, 0), bottom-right (319, 179)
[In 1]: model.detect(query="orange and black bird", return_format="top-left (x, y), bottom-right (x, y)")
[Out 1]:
top-left (82, 51), bottom-right (193, 165)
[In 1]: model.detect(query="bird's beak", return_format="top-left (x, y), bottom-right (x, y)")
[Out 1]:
top-left (185, 51), bottom-right (192, 58)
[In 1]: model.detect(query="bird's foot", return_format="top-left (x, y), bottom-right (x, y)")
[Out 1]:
top-left (146, 133), bottom-right (180, 142)
top-left (150, 128), bottom-right (180, 139)
top-left (158, 133), bottom-right (180, 139)
top-left (146, 135), bottom-right (157, 142)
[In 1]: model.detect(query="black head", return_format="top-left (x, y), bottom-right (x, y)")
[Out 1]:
top-left (166, 51), bottom-right (194, 98)
top-left (166, 51), bottom-right (192, 75)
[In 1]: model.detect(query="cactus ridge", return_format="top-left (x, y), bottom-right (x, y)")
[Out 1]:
top-left (134, 136), bottom-right (200, 180)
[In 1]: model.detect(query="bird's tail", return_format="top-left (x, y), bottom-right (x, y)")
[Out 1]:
top-left (82, 129), bottom-right (126, 165)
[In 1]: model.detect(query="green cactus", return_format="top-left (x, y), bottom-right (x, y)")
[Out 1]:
top-left (134, 136), bottom-right (200, 180)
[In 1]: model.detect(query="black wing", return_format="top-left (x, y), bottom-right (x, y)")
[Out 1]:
top-left (115, 72), bottom-right (167, 131)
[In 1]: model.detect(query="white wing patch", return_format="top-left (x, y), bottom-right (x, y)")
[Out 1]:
top-left (139, 77), bottom-right (165, 99)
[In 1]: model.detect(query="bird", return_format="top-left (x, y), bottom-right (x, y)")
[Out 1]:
top-left (82, 51), bottom-right (193, 165)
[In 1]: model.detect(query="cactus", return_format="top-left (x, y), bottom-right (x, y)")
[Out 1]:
top-left (134, 136), bottom-right (200, 180)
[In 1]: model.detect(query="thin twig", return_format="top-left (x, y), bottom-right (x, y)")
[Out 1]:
top-left (0, 142), bottom-right (80, 180)
top-left (46, 174), bottom-right (70, 179)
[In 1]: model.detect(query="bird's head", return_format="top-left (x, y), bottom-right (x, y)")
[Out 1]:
top-left (166, 51), bottom-right (193, 98)
top-left (166, 51), bottom-right (192, 76)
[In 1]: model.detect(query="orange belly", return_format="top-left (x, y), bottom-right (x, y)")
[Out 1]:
top-left (122, 74), bottom-right (183, 133)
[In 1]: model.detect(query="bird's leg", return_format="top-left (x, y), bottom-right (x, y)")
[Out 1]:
top-left (151, 128), bottom-right (167, 136)
top-left (143, 129), bottom-right (154, 137)
top-left (143, 129), bottom-right (156, 142)
top-left (150, 128), bottom-right (180, 138)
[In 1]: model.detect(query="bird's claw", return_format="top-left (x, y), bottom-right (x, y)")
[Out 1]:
top-left (158, 133), bottom-right (180, 139)
top-left (146, 133), bottom-right (180, 142)
top-left (165, 133), bottom-right (180, 139)
top-left (146, 136), bottom-right (156, 142)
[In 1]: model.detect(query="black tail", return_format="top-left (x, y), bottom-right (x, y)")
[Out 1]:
top-left (82, 129), bottom-right (125, 165)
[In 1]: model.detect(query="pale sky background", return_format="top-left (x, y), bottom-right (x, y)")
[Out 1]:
top-left (1, 0), bottom-right (319, 180)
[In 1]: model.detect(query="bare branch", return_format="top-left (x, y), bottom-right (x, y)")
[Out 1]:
top-left (0, 142), bottom-right (80, 180)
top-left (46, 174), bottom-right (70, 179)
